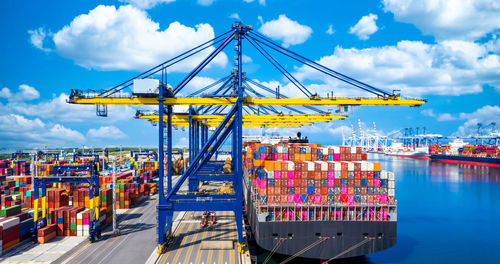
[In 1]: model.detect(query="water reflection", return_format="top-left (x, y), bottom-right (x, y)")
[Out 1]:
top-left (376, 154), bottom-right (500, 183)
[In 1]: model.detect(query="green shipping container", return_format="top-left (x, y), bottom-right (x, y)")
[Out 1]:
top-left (70, 223), bottom-right (77, 230)
top-left (0, 205), bottom-right (22, 217)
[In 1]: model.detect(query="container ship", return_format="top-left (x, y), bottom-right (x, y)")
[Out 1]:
top-left (242, 136), bottom-right (397, 260)
top-left (430, 140), bottom-right (500, 167)
top-left (385, 142), bottom-right (430, 160)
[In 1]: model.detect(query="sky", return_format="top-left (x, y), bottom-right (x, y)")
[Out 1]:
top-left (0, 0), bottom-right (499, 149)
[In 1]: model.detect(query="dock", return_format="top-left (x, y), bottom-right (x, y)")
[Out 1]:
top-left (153, 211), bottom-right (250, 264)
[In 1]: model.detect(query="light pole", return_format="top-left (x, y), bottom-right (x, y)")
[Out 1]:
top-left (120, 144), bottom-right (122, 166)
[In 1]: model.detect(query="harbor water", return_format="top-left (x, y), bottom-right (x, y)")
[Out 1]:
top-left (258, 154), bottom-right (500, 263)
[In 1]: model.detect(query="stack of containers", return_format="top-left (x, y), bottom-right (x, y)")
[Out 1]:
top-left (0, 217), bottom-right (20, 251)
top-left (37, 224), bottom-right (57, 244)
top-left (244, 142), bottom-right (396, 221)
top-left (69, 207), bottom-right (85, 236)
top-left (100, 188), bottom-right (113, 224)
top-left (76, 209), bottom-right (91, 237)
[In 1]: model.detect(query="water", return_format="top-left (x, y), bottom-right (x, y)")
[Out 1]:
top-left (366, 154), bottom-right (500, 263)
top-left (258, 154), bottom-right (500, 263)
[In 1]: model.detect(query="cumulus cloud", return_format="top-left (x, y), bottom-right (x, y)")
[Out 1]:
top-left (326, 25), bottom-right (335, 35)
top-left (242, 54), bottom-right (253, 63)
top-left (453, 105), bottom-right (500, 136)
top-left (349, 13), bottom-right (378, 40)
top-left (87, 126), bottom-right (128, 139)
top-left (258, 15), bottom-right (312, 47)
top-left (436, 113), bottom-right (457, 121)
top-left (243, 0), bottom-right (265, 5)
top-left (421, 109), bottom-right (435, 117)
top-left (294, 39), bottom-right (500, 97)
top-left (383, 0), bottom-right (500, 40)
top-left (0, 84), bottom-right (40, 101)
top-left (229, 13), bottom-right (240, 20)
top-left (28, 27), bottom-right (51, 51)
top-left (197, 0), bottom-right (215, 5)
top-left (0, 114), bottom-right (85, 147)
top-left (0, 87), bottom-right (12, 99)
top-left (0, 90), bottom-right (135, 123)
top-left (119, 0), bottom-right (175, 9)
top-left (33, 5), bottom-right (227, 72)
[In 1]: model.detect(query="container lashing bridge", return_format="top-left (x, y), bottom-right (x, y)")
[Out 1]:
top-left (68, 22), bottom-right (426, 256)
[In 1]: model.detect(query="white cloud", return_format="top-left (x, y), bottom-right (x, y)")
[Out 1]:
top-left (243, 0), bottom-right (265, 6)
top-left (453, 105), bottom-right (500, 136)
top-left (242, 54), bottom-right (253, 63)
top-left (0, 84), bottom-right (40, 101)
top-left (383, 0), bottom-right (500, 40)
top-left (294, 39), bottom-right (500, 97)
top-left (87, 126), bottom-right (128, 139)
top-left (437, 113), bottom-right (457, 121)
top-left (28, 27), bottom-right (51, 51)
top-left (35, 5), bottom-right (227, 72)
top-left (174, 137), bottom-right (188, 148)
top-left (258, 15), bottom-right (312, 47)
top-left (349, 13), bottom-right (378, 40)
top-left (119, 0), bottom-right (175, 9)
top-left (326, 25), bottom-right (335, 35)
top-left (0, 87), bottom-right (12, 99)
top-left (197, 0), bottom-right (215, 6)
top-left (421, 109), bottom-right (435, 117)
top-left (229, 13), bottom-right (240, 20)
top-left (0, 114), bottom-right (85, 147)
top-left (1, 92), bottom-right (135, 123)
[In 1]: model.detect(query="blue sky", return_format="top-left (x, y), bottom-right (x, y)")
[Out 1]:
top-left (0, 0), bottom-right (499, 148)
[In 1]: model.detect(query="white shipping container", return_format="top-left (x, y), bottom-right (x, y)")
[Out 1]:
top-left (388, 189), bottom-right (395, 196)
top-left (381, 171), bottom-right (388, 179)
top-left (267, 170), bottom-right (274, 179)
top-left (388, 180), bottom-right (395, 189)
top-left (388, 172), bottom-right (395, 180)
top-left (346, 162), bottom-right (354, 171)
top-left (12, 194), bottom-right (21, 200)
top-left (360, 161), bottom-right (368, 171)
top-left (334, 171), bottom-right (341, 179)
top-left (350, 147), bottom-right (357, 154)
top-left (0, 217), bottom-right (20, 229)
top-left (332, 146), bottom-right (340, 154)
top-left (367, 162), bottom-right (374, 171)
top-left (305, 146), bottom-right (311, 154)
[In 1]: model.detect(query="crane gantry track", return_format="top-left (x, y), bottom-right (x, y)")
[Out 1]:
top-left (67, 22), bottom-right (426, 256)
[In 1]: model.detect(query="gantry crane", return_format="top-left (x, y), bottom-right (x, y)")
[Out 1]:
top-left (67, 22), bottom-right (426, 254)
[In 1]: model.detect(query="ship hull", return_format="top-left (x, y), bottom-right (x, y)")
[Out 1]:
top-left (387, 154), bottom-right (430, 160)
top-left (430, 154), bottom-right (500, 167)
top-left (245, 189), bottom-right (397, 259)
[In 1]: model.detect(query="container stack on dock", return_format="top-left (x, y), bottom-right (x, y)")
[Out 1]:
top-left (0, 154), bottom-right (159, 251)
top-left (244, 142), bottom-right (396, 221)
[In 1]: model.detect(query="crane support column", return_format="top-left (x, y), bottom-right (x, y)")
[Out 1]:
top-left (166, 104), bottom-right (173, 235)
top-left (157, 83), bottom-right (168, 252)
top-left (234, 23), bottom-right (245, 251)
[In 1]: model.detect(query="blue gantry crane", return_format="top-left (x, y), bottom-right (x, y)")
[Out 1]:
top-left (67, 22), bottom-right (426, 254)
